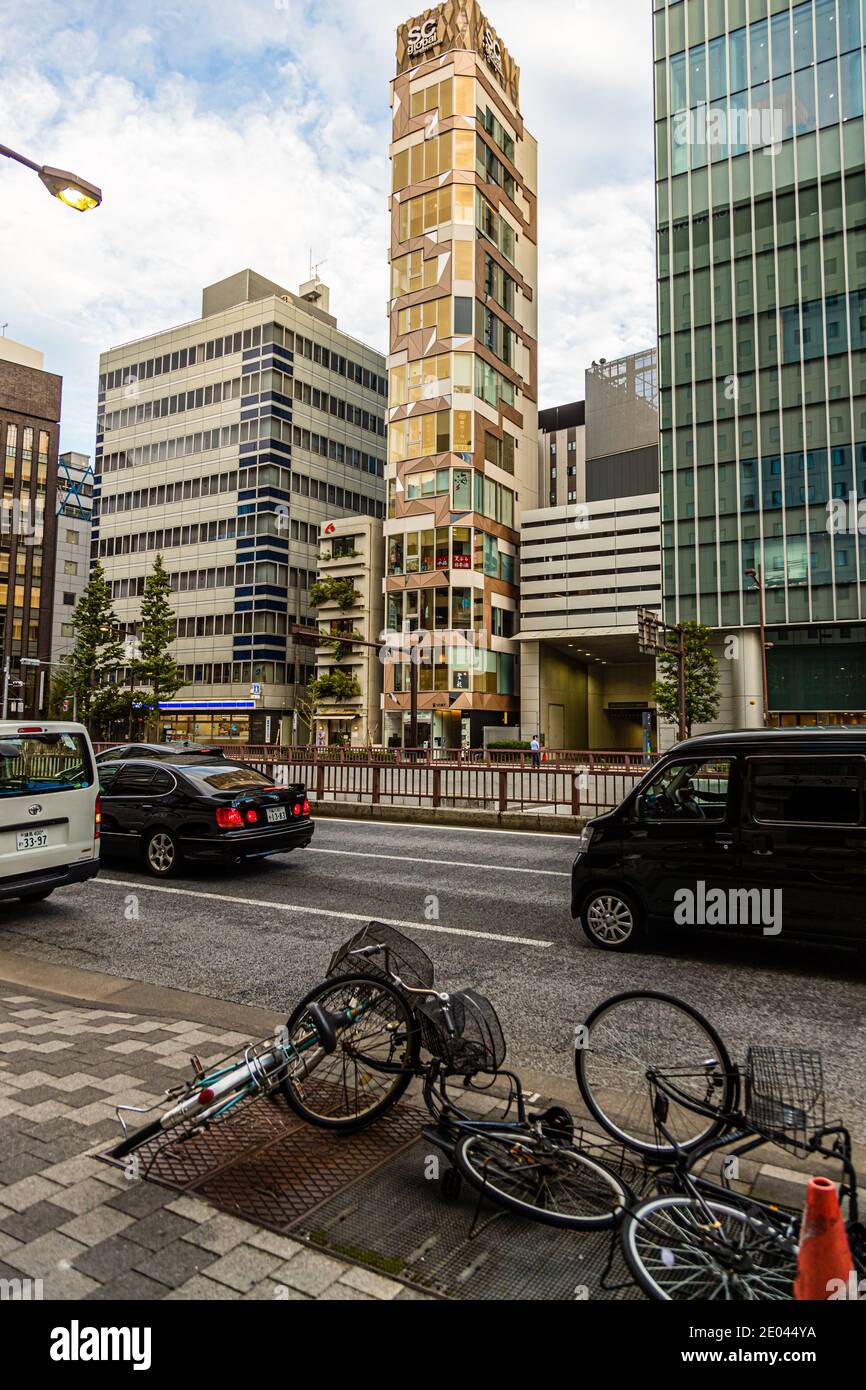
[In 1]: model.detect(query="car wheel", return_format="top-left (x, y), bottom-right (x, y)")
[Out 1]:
top-left (143, 829), bottom-right (181, 878)
top-left (18, 888), bottom-right (54, 903)
top-left (580, 888), bottom-right (645, 952)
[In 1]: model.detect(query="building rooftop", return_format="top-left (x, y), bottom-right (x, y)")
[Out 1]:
top-left (539, 400), bottom-right (585, 433)
top-left (0, 337), bottom-right (44, 371)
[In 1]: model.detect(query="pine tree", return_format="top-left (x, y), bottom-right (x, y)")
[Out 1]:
top-left (651, 620), bottom-right (721, 738)
top-left (131, 555), bottom-right (184, 719)
top-left (68, 563), bottom-right (125, 722)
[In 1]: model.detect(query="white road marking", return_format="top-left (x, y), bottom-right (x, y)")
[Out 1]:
top-left (316, 816), bottom-right (576, 841)
top-left (94, 877), bottom-right (553, 949)
top-left (306, 846), bottom-right (570, 877)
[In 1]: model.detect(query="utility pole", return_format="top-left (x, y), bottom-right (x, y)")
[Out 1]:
top-left (637, 606), bottom-right (687, 743)
top-left (745, 565), bottom-right (770, 727)
top-left (1, 655), bottom-right (9, 721)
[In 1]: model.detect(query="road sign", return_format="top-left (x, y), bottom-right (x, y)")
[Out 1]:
top-left (636, 607), bottom-right (668, 655)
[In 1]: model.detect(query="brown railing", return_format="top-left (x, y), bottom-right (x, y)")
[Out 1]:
top-left (247, 756), bottom-right (646, 818)
top-left (90, 742), bottom-right (653, 817)
top-left (220, 744), bottom-right (658, 773)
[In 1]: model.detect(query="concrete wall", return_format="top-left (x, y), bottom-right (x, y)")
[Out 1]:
top-left (657, 629), bottom-right (764, 751)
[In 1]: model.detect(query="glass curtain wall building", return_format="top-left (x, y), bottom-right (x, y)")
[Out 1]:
top-left (385, 3), bottom-right (538, 748)
top-left (654, 0), bottom-right (866, 726)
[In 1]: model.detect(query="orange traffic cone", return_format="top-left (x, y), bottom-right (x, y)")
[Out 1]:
top-left (794, 1175), bottom-right (855, 1300)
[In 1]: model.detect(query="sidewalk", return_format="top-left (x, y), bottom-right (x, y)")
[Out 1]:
top-left (0, 954), bottom-right (855, 1301)
top-left (0, 979), bottom-right (426, 1301)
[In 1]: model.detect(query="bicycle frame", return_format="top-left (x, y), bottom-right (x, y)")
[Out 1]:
top-left (645, 1064), bottom-right (860, 1228)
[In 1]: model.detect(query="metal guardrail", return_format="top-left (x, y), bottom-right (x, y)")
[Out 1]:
top-left (248, 758), bottom-right (644, 818)
top-left (89, 743), bottom-right (652, 816)
top-left (220, 744), bottom-right (659, 773)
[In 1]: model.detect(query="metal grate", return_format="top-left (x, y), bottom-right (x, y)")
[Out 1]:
top-left (302, 1140), bottom-right (645, 1301)
top-left (102, 1095), bottom-right (649, 1299)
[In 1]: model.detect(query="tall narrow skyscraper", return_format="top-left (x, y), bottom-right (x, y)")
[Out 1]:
top-left (386, 3), bottom-right (538, 749)
top-left (654, 0), bottom-right (866, 730)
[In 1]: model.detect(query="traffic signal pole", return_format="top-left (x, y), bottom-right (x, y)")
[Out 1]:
top-left (637, 606), bottom-right (687, 744)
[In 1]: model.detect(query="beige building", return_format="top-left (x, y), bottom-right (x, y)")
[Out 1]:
top-left (313, 515), bottom-right (384, 747)
top-left (519, 351), bottom-right (662, 752)
top-left (52, 451), bottom-right (94, 664)
top-left (384, 2), bottom-right (538, 750)
top-left (95, 270), bottom-right (386, 744)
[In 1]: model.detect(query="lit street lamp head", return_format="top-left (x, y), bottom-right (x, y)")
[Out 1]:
top-left (37, 165), bottom-right (102, 212)
top-left (0, 143), bottom-right (102, 211)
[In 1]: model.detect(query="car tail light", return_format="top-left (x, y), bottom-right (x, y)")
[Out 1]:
top-left (244, 808), bottom-right (258, 824)
top-left (216, 807), bottom-right (244, 829)
top-left (293, 803), bottom-right (301, 816)
top-left (303, 799), bottom-right (310, 816)
top-left (94, 794), bottom-right (101, 840)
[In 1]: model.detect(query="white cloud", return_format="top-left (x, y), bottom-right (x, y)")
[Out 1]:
top-left (0, 0), bottom-right (656, 450)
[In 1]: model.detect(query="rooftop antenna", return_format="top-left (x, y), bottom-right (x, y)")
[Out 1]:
top-left (0, 324), bottom-right (7, 336)
top-left (308, 249), bottom-right (326, 284)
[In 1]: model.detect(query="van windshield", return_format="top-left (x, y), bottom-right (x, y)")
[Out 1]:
top-left (0, 733), bottom-right (93, 796)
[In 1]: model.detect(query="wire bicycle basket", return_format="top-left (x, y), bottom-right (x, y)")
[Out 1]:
top-left (745, 1046), bottom-right (826, 1149)
top-left (417, 989), bottom-right (507, 1076)
top-left (327, 921), bottom-right (435, 990)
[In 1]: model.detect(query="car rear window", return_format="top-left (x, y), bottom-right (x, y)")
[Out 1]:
top-left (0, 733), bottom-right (93, 796)
top-left (185, 766), bottom-right (274, 792)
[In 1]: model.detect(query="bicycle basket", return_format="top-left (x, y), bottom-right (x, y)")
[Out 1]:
top-left (416, 989), bottom-right (506, 1075)
top-left (745, 1046), bottom-right (825, 1148)
top-left (326, 921), bottom-right (435, 990)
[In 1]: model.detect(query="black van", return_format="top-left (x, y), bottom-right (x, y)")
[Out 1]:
top-left (571, 729), bottom-right (866, 952)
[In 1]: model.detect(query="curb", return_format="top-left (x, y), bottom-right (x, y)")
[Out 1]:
top-left (309, 799), bottom-right (585, 835)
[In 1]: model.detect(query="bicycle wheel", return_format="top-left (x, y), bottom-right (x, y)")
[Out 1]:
top-left (575, 991), bottom-right (737, 1159)
top-left (453, 1128), bottom-right (631, 1230)
top-left (621, 1194), bottom-right (797, 1300)
top-left (280, 974), bottom-right (419, 1131)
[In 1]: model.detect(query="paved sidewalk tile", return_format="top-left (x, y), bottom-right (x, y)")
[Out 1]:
top-left (203, 1244), bottom-right (284, 1293)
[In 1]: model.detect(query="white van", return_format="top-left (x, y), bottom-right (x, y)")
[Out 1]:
top-left (0, 722), bottom-right (100, 905)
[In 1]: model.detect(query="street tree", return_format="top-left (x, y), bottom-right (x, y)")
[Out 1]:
top-left (131, 554), bottom-right (184, 726)
top-left (652, 619), bottom-right (721, 738)
top-left (68, 563), bottom-right (125, 723)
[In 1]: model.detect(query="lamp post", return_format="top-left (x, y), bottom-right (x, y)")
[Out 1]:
top-left (0, 143), bottom-right (102, 212)
top-left (744, 565), bottom-right (770, 727)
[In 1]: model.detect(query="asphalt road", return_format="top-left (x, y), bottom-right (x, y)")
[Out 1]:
top-left (3, 817), bottom-right (866, 1132)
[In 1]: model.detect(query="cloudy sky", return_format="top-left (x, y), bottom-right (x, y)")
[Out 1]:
top-left (0, 0), bottom-right (656, 455)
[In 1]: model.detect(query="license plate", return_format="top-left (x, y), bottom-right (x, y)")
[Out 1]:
top-left (266, 807), bottom-right (287, 824)
top-left (17, 830), bottom-right (49, 852)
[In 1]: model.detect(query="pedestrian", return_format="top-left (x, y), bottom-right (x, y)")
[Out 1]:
top-left (530, 733), bottom-right (540, 769)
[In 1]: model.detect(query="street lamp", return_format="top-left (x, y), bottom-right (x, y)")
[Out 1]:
top-left (0, 143), bottom-right (102, 212)
top-left (744, 565), bottom-right (771, 727)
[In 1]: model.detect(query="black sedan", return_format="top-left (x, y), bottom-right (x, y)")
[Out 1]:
top-left (95, 741), bottom-right (225, 763)
top-left (97, 757), bottom-right (314, 877)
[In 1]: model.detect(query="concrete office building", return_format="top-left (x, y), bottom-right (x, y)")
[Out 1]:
top-left (654, 0), bottom-right (866, 728)
top-left (519, 350), bottom-right (662, 751)
top-left (313, 515), bottom-right (385, 747)
top-left (95, 271), bottom-right (387, 744)
top-left (0, 337), bottom-right (61, 716)
top-left (52, 451), bottom-right (94, 664)
top-left (384, 2), bottom-right (538, 749)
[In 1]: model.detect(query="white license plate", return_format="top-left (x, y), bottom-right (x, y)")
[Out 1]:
top-left (266, 807), bottom-right (287, 824)
top-left (17, 830), bottom-right (49, 852)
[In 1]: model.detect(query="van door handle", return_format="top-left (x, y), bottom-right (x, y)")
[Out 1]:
top-left (714, 834), bottom-right (734, 849)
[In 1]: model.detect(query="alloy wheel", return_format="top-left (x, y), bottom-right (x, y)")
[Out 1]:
top-left (586, 894), bottom-right (634, 945)
top-left (148, 833), bottom-right (176, 874)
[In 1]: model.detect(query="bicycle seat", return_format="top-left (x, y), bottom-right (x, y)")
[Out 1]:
top-left (304, 1002), bottom-right (338, 1054)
